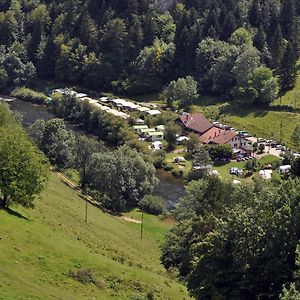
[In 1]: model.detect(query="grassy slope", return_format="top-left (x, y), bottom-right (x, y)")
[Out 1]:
top-left (0, 173), bottom-right (191, 300)
top-left (222, 103), bottom-right (300, 147)
top-left (273, 65), bottom-right (300, 108)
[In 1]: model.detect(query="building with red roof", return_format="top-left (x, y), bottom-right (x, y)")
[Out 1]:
top-left (178, 113), bottom-right (213, 135)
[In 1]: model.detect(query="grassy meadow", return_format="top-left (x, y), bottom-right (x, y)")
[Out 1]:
top-left (0, 173), bottom-right (191, 300)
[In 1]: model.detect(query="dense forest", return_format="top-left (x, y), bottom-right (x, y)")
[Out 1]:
top-left (0, 0), bottom-right (299, 103)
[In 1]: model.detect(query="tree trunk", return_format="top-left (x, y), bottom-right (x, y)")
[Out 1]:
top-left (1, 194), bottom-right (8, 208)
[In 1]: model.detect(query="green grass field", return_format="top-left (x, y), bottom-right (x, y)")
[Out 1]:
top-left (0, 173), bottom-right (191, 300)
top-left (213, 154), bottom-right (280, 181)
top-left (222, 103), bottom-right (300, 147)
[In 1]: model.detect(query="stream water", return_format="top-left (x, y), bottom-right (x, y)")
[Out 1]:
top-left (5, 97), bottom-right (185, 207)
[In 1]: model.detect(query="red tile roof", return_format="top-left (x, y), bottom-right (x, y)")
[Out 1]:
top-left (199, 126), bottom-right (225, 144)
top-left (179, 113), bottom-right (213, 135)
top-left (210, 130), bottom-right (238, 145)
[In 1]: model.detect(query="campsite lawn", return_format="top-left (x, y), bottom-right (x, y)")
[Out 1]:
top-left (0, 172), bottom-right (191, 300)
top-left (213, 154), bottom-right (280, 181)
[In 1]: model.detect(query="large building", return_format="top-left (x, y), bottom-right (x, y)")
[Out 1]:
top-left (178, 113), bottom-right (213, 135)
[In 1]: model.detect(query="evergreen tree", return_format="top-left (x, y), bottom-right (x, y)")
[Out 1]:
top-left (279, 42), bottom-right (297, 91)
top-left (270, 24), bottom-right (284, 69)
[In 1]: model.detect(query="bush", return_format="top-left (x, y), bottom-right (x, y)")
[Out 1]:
top-left (164, 165), bottom-right (173, 171)
top-left (171, 169), bottom-right (183, 178)
top-left (68, 268), bottom-right (101, 287)
top-left (11, 87), bottom-right (48, 104)
top-left (139, 195), bottom-right (165, 215)
top-left (152, 150), bottom-right (166, 169)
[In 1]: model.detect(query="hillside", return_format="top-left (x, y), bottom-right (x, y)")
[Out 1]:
top-left (187, 66), bottom-right (300, 148)
top-left (0, 172), bottom-right (191, 300)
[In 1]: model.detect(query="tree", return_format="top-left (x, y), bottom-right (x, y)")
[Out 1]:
top-left (162, 179), bottom-right (300, 299)
top-left (189, 146), bottom-right (212, 180)
top-left (0, 104), bottom-right (48, 208)
top-left (86, 146), bottom-right (158, 212)
top-left (237, 66), bottom-right (279, 106)
top-left (292, 125), bottom-right (300, 150)
top-left (164, 123), bottom-right (180, 150)
top-left (206, 144), bottom-right (233, 160)
top-left (280, 283), bottom-right (300, 300)
top-left (279, 42), bottom-right (297, 91)
top-left (186, 133), bottom-right (201, 153)
top-left (152, 149), bottom-right (166, 168)
top-left (75, 135), bottom-right (105, 188)
top-left (270, 24), bottom-right (284, 69)
top-left (252, 141), bottom-right (258, 153)
top-left (134, 38), bottom-right (175, 92)
top-left (139, 195), bottom-right (165, 215)
top-left (258, 143), bottom-right (265, 153)
top-left (292, 158), bottom-right (300, 177)
top-left (29, 119), bottom-right (75, 169)
top-left (161, 76), bottom-right (199, 108)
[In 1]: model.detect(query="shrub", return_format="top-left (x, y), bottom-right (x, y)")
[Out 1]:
top-left (152, 150), bottom-right (166, 168)
top-left (171, 169), bottom-right (183, 178)
top-left (139, 195), bottom-right (165, 215)
top-left (11, 87), bottom-right (48, 104)
top-left (164, 165), bottom-right (173, 171)
top-left (68, 268), bottom-right (101, 287)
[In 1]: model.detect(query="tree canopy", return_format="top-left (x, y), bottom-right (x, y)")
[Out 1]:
top-left (0, 103), bottom-right (48, 208)
top-left (0, 0), bottom-right (297, 103)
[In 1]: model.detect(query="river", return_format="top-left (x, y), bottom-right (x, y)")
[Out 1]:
top-left (5, 97), bottom-right (185, 207)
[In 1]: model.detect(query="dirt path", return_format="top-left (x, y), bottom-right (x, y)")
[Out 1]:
top-left (117, 216), bottom-right (142, 224)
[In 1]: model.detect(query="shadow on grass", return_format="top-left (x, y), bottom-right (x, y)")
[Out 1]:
top-left (220, 101), bottom-right (269, 118)
top-left (1, 206), bottom-right (29, 220)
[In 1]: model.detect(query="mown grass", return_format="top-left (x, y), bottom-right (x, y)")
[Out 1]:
top-left (213, 154), bottom-right (280, 181)
top-left (222, 105), bottom-right (300, 147)
top-left (123, 209), bottom-right (175, 244)
top-left (0, 172), bottom-right (191, 300)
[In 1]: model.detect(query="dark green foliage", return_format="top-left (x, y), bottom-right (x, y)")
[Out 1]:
top-left (86, 146), bottom-right (158, 212)
top-left (139, 195), bottom-right (165, 215)
top-left (280, 42), bottom-right (298, 91)
top-left (0, 0), bottom-right (297, 97)
top-left (164, 123), bottom-right (180, 151)
top-left (152, 149), bottom-right (166, 168)
top-left (29, 118), bottom-right (76, 169)
top-left (51, 93), bottom-right (138, 147)
top-left (0, 103), bottom-right (48, 208)
top-left (205, 144), bottom-right (233, 161)
top-left (162, 178), bottom-right (300, 299)
top-left (292, 158), bottom-right (300, 177)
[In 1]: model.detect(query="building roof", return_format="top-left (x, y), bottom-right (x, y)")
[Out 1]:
top-left (137, 106), bottom-right (150, 112)
top-left (179, 113), bottom-right (213, 135)
top-left (146, 109), bottom-right (161, 116)
top-left (111, 98), bottom-right (127, 105)
top-left (200, 126), bottom-right (225, 144)
top-left (210, 130), bottom-right (238, 145)
top-left (140, 128), bottom-right (156, 133)
top-left (122, 102), bottom-right (140, 109)
top-left (146, 131), bottom-right (164, 136)
top-left (133, 125), bottom-right (148, 130)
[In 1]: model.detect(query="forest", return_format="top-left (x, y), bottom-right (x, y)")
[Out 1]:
top-left (0, 0), bottom-right (299, 105)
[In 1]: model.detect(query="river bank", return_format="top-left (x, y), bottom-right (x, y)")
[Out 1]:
top-left (4, 96), bottom-right (185, 207)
